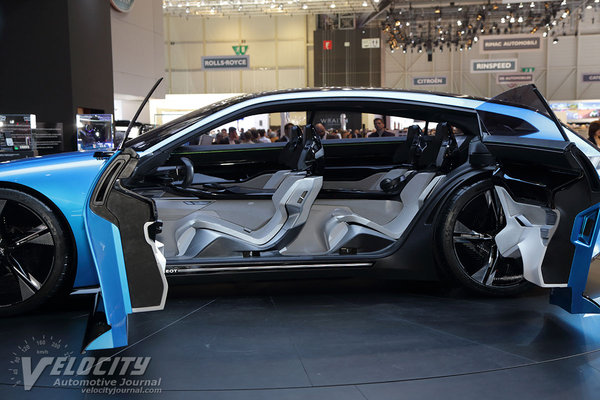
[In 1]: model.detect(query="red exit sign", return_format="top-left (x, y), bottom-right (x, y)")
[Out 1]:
top-left (323, 40), bottom-right (332, 50)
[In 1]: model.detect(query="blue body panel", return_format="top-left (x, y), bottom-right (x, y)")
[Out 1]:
top-left (551, 204), bottom-right (600, 313)
top-left (0, 151), bottom-right (106, 287)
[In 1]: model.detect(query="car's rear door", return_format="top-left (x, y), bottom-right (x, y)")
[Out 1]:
top-left (82, 148), bottom-right (167, 350)
top-left (476, 85), bottom-right (600, 300)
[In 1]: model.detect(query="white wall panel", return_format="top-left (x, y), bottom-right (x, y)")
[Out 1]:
top-left (276, 15), bottom-right (306, 40)
top-left (277, 40), bottom-right (305, 67)
top-left (241, 70), bottom-right (277, 92)
top-left (171, 71), bottom-right (205, 93)
top-left (166, 14), bottom-right (310, 94)
top-left (204, 18), bottom-right (239, 42)
top-left (170, 43), bottom-right (204, 70)
top-left (246, 41), bottom-right (277, 66)
top-left (241, 16), bottom-right (275, 40)
top-left (206, 70), bottom-right (242, 92)
top-left (167, 18), bottom-right (204, 41)
top-left (278, 69), bottom-right (305, 90)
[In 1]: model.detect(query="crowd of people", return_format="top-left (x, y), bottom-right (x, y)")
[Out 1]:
top-left (207, 118), bottom-right (411, 145)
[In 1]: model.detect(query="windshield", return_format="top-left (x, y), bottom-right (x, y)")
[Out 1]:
top-left (125, 93), bottom-right (254, 151)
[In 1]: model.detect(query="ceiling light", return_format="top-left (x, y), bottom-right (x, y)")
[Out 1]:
top-left (434, 7), bottom-right (441, 14)
top-left (373, 0), bottom-right (380, 3)
top-left (561, 0), bottom-right (566, 5)
top-left (302, 3), bottom-right (307, 9)
top-left (270, 3), bottom-right (275, 7)
top-left (457, 7), bottom-right (462, 11)
top-left (474, 36), bottom-right (478, 42)
top-left (330, 2), bottom-right (336, 8)
top-left (362, 1), bottom-right (367, 6)
top-left (501, 17), bottom-right (506, 23)
top-left (517, 16), bottom-right (523, 23)
top-left (530, 1), bottom-right (534, 7)
top-left (507, 3), bottom-right (511, 8)
top-left (185, 6), bottom-right (190, 13)
top-left (543, 31), bottom-right (548, 37)
top-left (510, 16), bottom-right (515, 23)
top-left (457, 20), bottom-right (462, 26)
top-left (587, 4), bottom-right (593, 9)
top-left (518, 2), bottom-right (523, 8)
top-left (553, 37), bottom-right (559, 44)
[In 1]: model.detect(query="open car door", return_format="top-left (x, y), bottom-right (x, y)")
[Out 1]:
top-left (82, 148), bottom-right (167, 351)
top-left (476, 85), bottom-right (600, 313)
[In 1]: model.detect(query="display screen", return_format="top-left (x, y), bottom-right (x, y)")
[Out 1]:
top-left (76, 114), bottom-right (114, 151)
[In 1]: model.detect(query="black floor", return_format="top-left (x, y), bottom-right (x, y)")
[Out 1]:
top-left (3, 272), bottom-right (600, 399)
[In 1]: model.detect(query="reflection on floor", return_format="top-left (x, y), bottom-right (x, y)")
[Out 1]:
top-left (3, 270), bottom-right (600, 399)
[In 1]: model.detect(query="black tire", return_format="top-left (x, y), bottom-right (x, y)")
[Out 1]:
top-left (436, 179), bottom-right (531, 296)
top-left (0, 189), bottom-right (73, 316)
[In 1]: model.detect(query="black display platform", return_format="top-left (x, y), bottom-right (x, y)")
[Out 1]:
top-left (3, 272), bottom-right (600, 399)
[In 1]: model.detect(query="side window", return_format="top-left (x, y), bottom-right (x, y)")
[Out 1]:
top-left (198, 111), bottom-right (307, 145)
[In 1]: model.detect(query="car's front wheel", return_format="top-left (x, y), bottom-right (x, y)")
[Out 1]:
top-left (0, 189), bottom-right (73, 316)
top-left (437, 180), bottom-right (531, 296)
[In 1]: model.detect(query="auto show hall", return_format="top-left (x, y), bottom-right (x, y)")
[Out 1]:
top-left (2, 0), bottom-right (600, 399)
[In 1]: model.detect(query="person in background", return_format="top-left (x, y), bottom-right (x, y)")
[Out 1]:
top-left (240, 131), bottom-right (253, 144)
top-left (277, 123), bottom-right (294, 142)
top-left (588, 120), bottom-right (600, 147)
top-left (228, 127), bottom-right (239, 144)
top-left (369, 118), bottom-right (395, 137)
top-left (249, 128), bottom-right (259, 143)
top-left (257, 128), bottom-right (271, 143)
top-left (315, 123), bottom-right (327, 140)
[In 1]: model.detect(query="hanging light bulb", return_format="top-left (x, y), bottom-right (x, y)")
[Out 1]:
top-left (518, 16), bottom-right (524, 23)
top-left (530, 1), bottom-right (535, 7)
top-left (518, 2), bottom-right (523, 8)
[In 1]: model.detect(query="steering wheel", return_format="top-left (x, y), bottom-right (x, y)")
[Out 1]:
top-left (179, 157), bottom-right (194, 187)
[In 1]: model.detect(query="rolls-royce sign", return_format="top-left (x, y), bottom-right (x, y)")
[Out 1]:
top-left (471, 59), bottom-right (517, 73)
top-left (202, 56), bottom-right (250, 69)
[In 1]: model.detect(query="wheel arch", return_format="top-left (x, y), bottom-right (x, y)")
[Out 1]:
top-left (0, 181), bottom-right (78, 289)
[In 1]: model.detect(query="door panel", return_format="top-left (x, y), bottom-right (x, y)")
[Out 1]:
top-left (83, 149), bottom-right (167, 350)
top-left (482, 135), bottom-right (600, 287)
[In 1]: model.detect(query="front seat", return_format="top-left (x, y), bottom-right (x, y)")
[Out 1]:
top-left (172, 125), bottom-right (324, 254)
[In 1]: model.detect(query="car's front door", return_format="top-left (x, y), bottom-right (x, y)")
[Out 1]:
top-left (82, 148), bottom-right (167, 350)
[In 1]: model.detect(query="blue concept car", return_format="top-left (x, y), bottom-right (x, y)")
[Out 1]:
top-left (1, 85), bottom-right (599, 350)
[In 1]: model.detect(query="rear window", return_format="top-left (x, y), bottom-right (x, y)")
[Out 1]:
top-left (478, 111), bottom-right (538, 136)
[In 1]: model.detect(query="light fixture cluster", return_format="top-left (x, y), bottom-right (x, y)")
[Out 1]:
top-left (382, 0), bottom-right (593, 54)
top-left (163, 0), bottom-right (374, 17)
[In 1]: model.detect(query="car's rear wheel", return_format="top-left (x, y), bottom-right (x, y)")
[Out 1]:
top-left (437, 179), bottom-right (531, 296)
top-left (0, 189), bottom-right (73, 316)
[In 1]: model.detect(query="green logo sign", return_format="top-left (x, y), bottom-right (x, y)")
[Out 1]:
top-left (232, 45), bottom-right (248, 55)
top-left (522, 67), bottom-right (535, 72)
